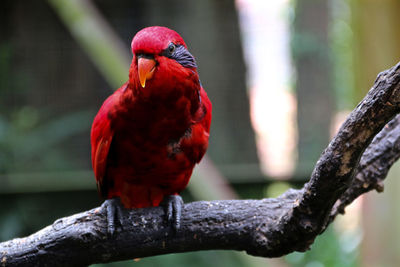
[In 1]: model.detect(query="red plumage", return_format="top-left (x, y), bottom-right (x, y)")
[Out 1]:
top-left (91, 26), bottom-right (211, 209)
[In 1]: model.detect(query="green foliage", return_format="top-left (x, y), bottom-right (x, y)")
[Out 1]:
top-left (330, 0), bottom-right (355, 109)
top-left (0, 108), bottom-right (94, 173)
top-left (93, 251), bottom-right (263, 267)
top-left (285, 226), bottom-right (360, 267)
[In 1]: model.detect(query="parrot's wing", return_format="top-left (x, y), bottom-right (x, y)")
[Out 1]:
top-left (199, 86), bottom-right (212, 133)
top-left (92, 128), bottom-right (113, 198)
top-left (91, 90), bottom-right (121, 198)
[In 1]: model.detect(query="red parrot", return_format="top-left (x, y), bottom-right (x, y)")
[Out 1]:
top-left (91, 26), bottom-right (212, 234)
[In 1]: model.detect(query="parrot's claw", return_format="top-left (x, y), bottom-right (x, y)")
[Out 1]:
top-left (163, 195), bottom-right (184, 231)
top-left (102, 198), bottom-right (124, 236)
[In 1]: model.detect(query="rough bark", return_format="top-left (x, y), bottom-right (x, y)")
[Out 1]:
top-left (1, 62), bottom-right (400, 266)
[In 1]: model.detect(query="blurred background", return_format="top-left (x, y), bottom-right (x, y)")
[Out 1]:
top-left (1, 0), bottom-right (400, 266)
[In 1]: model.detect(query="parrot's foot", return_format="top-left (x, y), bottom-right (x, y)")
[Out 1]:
top-left (163, 195), bottom-right (184, 231)
top-left (101, 198), bottom-right (124, 236)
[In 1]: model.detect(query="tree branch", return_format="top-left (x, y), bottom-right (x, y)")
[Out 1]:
top-left (328, 113), bottom-right (400, 225)
top-left (1, 62), bottom-right (400, 266)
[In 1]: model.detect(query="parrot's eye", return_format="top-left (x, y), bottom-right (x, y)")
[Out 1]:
top-left (162, 43), bottom-right (197, 68)
top-left (167, 43), bottom-right (176, 54)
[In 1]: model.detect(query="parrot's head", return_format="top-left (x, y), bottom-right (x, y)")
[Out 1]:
top-left (128, 26), bottom-right (200, 98)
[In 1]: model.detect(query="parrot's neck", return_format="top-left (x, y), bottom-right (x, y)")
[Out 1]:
top-left (113, 81), bottom-right (200, 135)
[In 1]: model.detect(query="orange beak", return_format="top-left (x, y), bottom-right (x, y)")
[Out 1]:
top-left (138, 57), bottom-right (156, 88)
